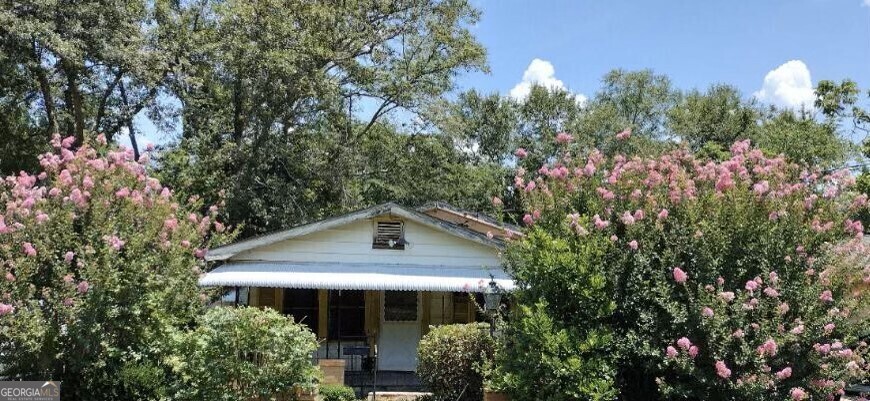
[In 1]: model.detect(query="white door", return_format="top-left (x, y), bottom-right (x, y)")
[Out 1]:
top-left (378, 291), bottom-right (421, 371)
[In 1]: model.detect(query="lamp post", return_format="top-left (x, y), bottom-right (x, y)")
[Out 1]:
top-left (483, 278), bottom-right (502, 337)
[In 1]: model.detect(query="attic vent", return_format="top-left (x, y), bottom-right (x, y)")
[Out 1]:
top-left (373, 221), bottom-right (405, 250)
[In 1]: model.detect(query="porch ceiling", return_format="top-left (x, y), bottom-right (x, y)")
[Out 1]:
top-left (198, 261), bottom-right (515, 292)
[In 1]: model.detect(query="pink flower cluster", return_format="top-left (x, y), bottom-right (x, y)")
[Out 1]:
top-left (666, 337), bottom-right (698, 359)
top-left (0, 134), bottom-right (225, 326)
top-left (714, 360), bottom-right (731, 379)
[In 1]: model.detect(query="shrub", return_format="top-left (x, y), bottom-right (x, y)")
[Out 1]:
top-left (417, 323), bottom-right (494, 401)
top-left (168, 306), bottom-right (319, 401)
top-left (0, 135), bottom-right (230, 399)
top-left (503, 136), bottom-right (870, 400)
top-left (319, 383), bottom-right (357, 401)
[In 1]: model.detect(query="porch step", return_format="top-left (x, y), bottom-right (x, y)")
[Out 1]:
top-left (364, 391), bottom-right (432, 401)
top-left (346, 370), bottom-right (422, 391)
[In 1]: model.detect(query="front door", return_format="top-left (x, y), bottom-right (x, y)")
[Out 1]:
top-left (377, 291), bottom-right (421, 371)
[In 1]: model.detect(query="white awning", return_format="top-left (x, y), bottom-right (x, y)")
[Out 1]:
top-left (199, 262), bottom-right (515, 292)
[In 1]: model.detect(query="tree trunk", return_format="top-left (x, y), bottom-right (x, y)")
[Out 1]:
top-left (119, 81), bottom-right (140, 160)
top-left (232, 78), bottom-right (245, 142)
top-left (30, 40), bottom-right (58, 135)
top-left (63, 63), bottom-right (85, 144)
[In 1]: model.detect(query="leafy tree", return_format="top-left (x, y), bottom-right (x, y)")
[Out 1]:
top-left (157, 0), bottom-right (488, 236)
top-left (815, 79), bottom-right (869, 135)
top-left (0, 135), bottom-right (230, 400)
top-left (503, 135), bottom-right (870, 400)
top-left (431, 89), bottom-right (518, 164)
top-left (0, 0), bottom-right (175, 154)
top-left (587, 69), bottom-right (679, 140)
top-left (668, 84), bottom-right (760, 153)
top-left (355, 123), bottom-right (506, 215)
top-left (754, 110), bottom-right (850, 168)
top-left (514, 85), bottom-right (587, 169)
top-left (501, 233), bottom-right (617, 401)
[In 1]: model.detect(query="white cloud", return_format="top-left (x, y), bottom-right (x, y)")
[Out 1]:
top-left (863, 0), bottom-right (870, 7)
top-left (753, 60), bottom-right (816, 111)
top-left (509, 58), bottom-right (587, 106)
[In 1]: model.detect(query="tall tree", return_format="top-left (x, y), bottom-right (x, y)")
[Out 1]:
top-left (430, 89), bottom-right (518, 164)
top-left (0, 0), bottom-right (174, 160)
top-left (157, 0), bottom-right (488, 236)
top-left (587, 69), bottom-right (679, 139)
top-left (667, 84), bottom-right (760, 153)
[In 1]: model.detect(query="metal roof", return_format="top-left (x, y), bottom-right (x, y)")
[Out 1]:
top-left (417, 201), bottom-right (523, 234)
top-left (198, 261), bottom-right (515, 292)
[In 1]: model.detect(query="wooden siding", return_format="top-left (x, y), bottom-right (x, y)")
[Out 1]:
top-left (231, 219), bottom-right (501, 268)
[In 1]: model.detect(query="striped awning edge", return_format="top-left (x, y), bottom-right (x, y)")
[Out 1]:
top-left (199, 261), bottom-right (515, 292)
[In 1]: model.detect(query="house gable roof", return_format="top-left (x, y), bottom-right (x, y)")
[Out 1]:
top-left (206, 202), bottom-right (505, 261)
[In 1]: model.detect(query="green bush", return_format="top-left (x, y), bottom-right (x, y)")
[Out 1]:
top-left (319, 384), bottom-right (357, 401)
top-left (168, 306), bottom-right (319, 401)
top-left (417, 323), bottom-right (494, 401)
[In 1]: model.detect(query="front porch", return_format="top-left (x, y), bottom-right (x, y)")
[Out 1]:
top-left (225, 287), bottom-right (488, 391)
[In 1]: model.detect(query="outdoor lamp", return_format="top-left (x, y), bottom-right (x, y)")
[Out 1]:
top-left (484, 278), bottom-right (501, 313)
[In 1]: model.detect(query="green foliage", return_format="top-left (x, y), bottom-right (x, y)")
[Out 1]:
top-left (500, 229), bottom-right (617, 401)
top-left (417, 323), bottom-right (494, 401)
top-left (0, 135), bottom-right (231, 400)
top-left (505, 139), bottom-right (870, 400)
top-left (0, 0), bottom-right (174, 149)
top-left (168, 306), bottom-right (319, 401)
top-left (754, 110), bottom-right (849, 168)
top-left (432, 89), bottom-right (518, 163)
top-left (815, 78), bottom-right (870, 134)
top-left (667, 84), bottom-right (760, 153)
top-left (153, 0), bottom-right (489, 236)
top-left (319, 384), bottom-right (357, 401)
top-left (592, 69), bottom-right (679, 140)
top-left (498, 302), bottom-right (616, 401)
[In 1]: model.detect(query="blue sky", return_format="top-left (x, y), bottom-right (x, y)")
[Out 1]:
top-left (458, 0), bottom-right (870, 108)
top-left (128, 0), bottom-right (870, 148)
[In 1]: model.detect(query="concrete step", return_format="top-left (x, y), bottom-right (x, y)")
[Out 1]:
top-left (363, 391), bottom-right (432, 401)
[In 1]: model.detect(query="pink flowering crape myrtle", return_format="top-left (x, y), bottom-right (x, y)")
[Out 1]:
top-left (506, 134), bottom-right (870, 400)
top-left (0, 135), bottom-right (233, 397)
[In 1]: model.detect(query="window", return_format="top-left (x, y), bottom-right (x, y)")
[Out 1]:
top-left (384, 291), bottom-right (418, 321)
top-left (219, 287), bottom-right (249, 306)
top-left (327, 290), bottom-right (366, 340)
top-left (283, 289), bottom-right (318, 333)
top-left (373, 221), bottom-right (405, 249)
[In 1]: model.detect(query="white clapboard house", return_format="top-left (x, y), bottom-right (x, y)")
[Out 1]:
top-left (199, 202), bottom-right (517, 389)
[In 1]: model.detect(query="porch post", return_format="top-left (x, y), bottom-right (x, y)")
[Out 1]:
top-left (421, 291), bottom-right (431, 335)
top-left (317, 290), bottom-right (328, 340)
top-left (364, 291), bottom-right (380, 350)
